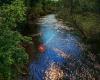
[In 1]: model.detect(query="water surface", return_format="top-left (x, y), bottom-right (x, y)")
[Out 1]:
top-left (29, 14), bottom-right (84, 80)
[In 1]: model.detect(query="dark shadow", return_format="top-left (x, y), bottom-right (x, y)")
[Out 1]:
top-left (0, 0), bottom-right (14, 5)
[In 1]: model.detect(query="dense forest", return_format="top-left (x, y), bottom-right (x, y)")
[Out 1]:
top-left (0, 0), bottom-right (57, 79)
top-left (0, 0), bottom-right (100, 80)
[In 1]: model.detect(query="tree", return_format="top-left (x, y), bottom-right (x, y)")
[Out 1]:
top-left (0, 0), bottom-right (29, 79)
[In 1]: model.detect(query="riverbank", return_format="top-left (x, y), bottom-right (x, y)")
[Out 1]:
top-left (57, 0), bottom-right (100, 65)
top-left (57, 12), bottom-right (100, 78)
top-left (57, 11), bottom-right (100, 59)
top-left (74, 13), bottom-right (100, 64)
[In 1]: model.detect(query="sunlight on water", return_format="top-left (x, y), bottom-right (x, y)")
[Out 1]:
top-left (29, 14), bottom-right (95, 80)
top-left (45, 63), bottom-right (64, 80)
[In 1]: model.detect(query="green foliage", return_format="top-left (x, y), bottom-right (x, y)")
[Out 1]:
top-left (57, 0), bottom-right (100, 79)
top-left (31, 2), bottom-right (45, 16)
top-left (28, 0), bottom-right (58, 18)
top-left (41, 0), bottom-right (58, 13)
top-left (59, 0), bottom-right (100, 39)
top-left (0, 0), bottom-right (26, 29)
top-left (0, 0), bottom-right (14, 5)
top-left (0, 0), bottom-right (60, 79)
top-left (58, 0), bottom-right (100, 62)
top-left (0, 0), bottom-right (29, 79)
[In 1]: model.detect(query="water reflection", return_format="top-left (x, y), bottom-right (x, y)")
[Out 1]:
top-left (29, 14), bottom-right (84, 80)
top-left (40, 14), bottom-right (81, 57)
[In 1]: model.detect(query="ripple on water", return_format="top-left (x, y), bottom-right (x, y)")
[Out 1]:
top-left (29, 14), bottom-right (94, 80)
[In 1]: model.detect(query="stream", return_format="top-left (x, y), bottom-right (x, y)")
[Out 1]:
top-left (29, 14), bottom-right (95, 80)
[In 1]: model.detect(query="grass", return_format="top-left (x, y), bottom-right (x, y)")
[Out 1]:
top-left (74, 12), bottom-right (100, 39)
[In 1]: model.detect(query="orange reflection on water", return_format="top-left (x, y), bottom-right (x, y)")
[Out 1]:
top-left (45, 63), bottom-right (64, 80)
